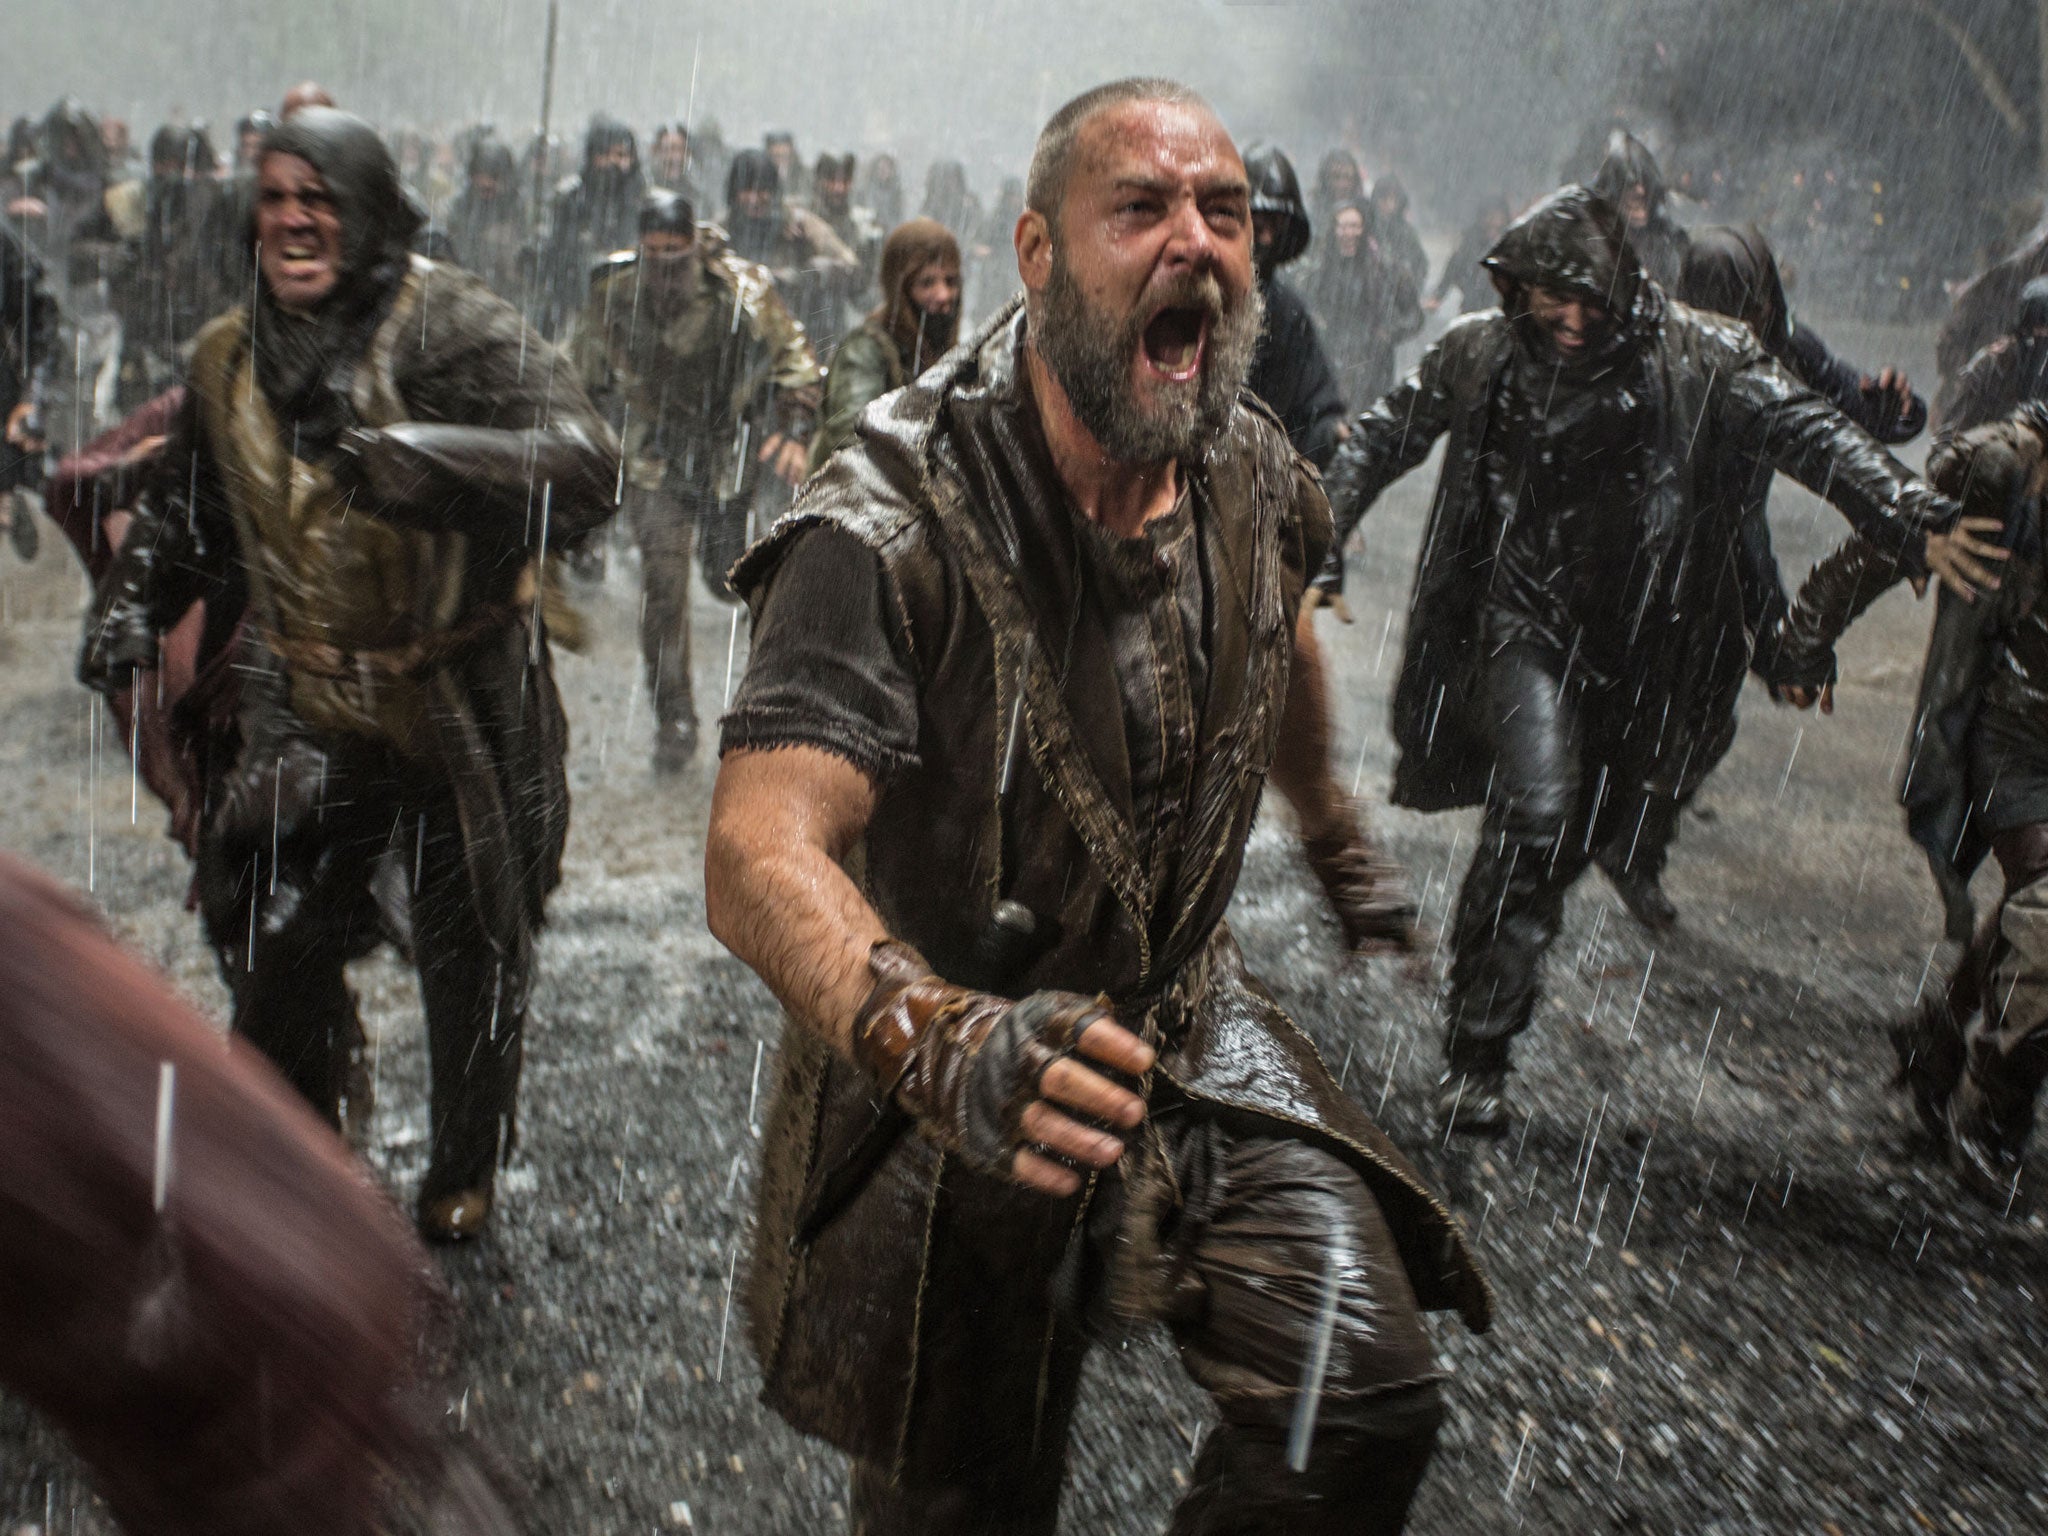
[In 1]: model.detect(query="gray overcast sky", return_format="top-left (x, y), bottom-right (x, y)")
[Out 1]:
top-left (4, 0), bottom-right (1620, 218)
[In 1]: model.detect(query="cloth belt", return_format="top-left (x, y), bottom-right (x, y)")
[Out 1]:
top-left (263, 601), bottom-right (525, 683)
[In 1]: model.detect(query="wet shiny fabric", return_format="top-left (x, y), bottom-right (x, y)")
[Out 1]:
top-left (847, 1129), bottom-right (1442, 1535)
top-left (1446, 643), bottom-right (1670, 1058)
top-left (733, 306), bottom-right (1488, 1508)
top-left (1323, 191), bottom-right (1950, 817)
top-left (196, 721), bottom-right (530, 1207)
top-left (1484, 345), bottom-right (1657, 683)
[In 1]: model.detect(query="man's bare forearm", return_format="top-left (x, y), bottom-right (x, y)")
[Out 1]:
top-left (705, 746), bottom-right (890, 1054)
top-left (1270, 607), bottom-right (1349, 840)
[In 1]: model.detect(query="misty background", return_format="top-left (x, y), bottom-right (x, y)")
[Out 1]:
top-left (7, 0), bottom-right (2047, 312)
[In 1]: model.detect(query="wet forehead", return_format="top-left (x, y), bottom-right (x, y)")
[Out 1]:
top-left (1071, 99), bottom-right (1245, 200)
top-left (258, 151), bottom-right (327, 195)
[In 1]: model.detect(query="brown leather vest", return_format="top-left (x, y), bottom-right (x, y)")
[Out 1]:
top-left (187, 259), bottom-right (476, 747)
top-left (787, 312), bottom-right (1310, 1007)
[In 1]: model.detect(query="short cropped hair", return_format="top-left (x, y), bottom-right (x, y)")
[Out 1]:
top-left (1025, 77), bottom-right (1211, 231)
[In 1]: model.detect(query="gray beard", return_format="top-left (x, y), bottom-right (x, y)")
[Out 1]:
top-left (1031, 249), bottom-right (1263, 466)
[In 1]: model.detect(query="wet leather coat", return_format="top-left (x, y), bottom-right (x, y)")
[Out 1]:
top-left (1322, 190), bottom-right (1951, 814)
top-left (734, 304), bottom-right (1488, 1483)
top-left (90, 259), bottom-right (617, 946)
top-left (1783, 409), bottom-right (2048, 940)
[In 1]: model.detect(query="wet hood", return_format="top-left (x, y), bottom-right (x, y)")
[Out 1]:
top-left (1483, 183), bottom-right (1660, 350)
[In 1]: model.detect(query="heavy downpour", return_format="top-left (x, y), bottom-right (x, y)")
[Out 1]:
top-left (2, 1), bottom-right (2046, 1531)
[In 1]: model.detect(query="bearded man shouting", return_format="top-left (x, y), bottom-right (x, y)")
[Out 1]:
top-left (706, 78), bottom-right (1488, 1536)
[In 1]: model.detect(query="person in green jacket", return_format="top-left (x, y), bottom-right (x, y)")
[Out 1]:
top-left (808, 218), bottom-right (960, 471)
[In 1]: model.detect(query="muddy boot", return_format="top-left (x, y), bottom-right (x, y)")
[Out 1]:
top-left (1434, 1051), bottom-right (1514, 1138)
top-left (1605, 863), bottom-right (1677, 933)
top-left (1302, 807), bottom-right (1419, 954)
top-left (418, 1185), bottom-right (494, 1243)
top-left (652, 716), bottom-right (699, 775)
top-left (1943, 1066), bottom-right (2031, 1212)
top-left (1889, 999), bottom-right (1966, 1146)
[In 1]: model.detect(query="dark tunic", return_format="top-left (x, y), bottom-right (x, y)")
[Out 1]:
top-left (724, 303), bottom-right (1488, 1485)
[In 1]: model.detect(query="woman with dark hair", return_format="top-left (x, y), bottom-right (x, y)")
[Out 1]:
top-left (809, 217), bottom-right (961, 470)
top-left (1304, 198), bottom-right (1422, 407)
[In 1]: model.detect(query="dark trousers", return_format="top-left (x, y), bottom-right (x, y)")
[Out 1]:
top-left (197, 740), bottom-right (530, 1207)
top-left (1445, 643), bottom-right (1664, 1065)
top-left (629, 480), bottom-right (755, 733)
top-left (849, 1132), bottom-right (1444, 1536)
top-left (1931, 826), bottom-right (2048, 1139)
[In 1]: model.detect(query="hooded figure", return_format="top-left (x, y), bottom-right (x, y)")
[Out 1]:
top-left (1590, 130), bottom-right (1688, 288)
top-left (858, 151), bottom-right (904, 229)
top-left (1320, 185), bottom-right (1959, 1133)
top-left (1938, 274), bottom-right (2048, 433)
top-left (1370, 172), bottom-right (1427, 290)
top-left (1430, 194), bottom-right (1514, 315)
top-left (80, 107), bottom-right (620, 1243)
top-left (723, 147), bottom-right (859, 357)
top-left (572, 185), bottom-right (822, 768)
top-left (1554, 220), bottom-right (1933, 924)
top-left (105, 124), bottom-right (229, 408)
top-left (1244, 147), bottom-right (1346, 467)
top-left (1309, 148), bottom-right (1366, 249)
top-left (1679, 223), bottom-right (1925, 441)
top-left (808, 217), bottom-right (960, 469)
top-left (537, 113), bottom-right (645, 334)
top-left (24, 99), bottom-right (109, 270)
top-left (1305, 197), bottom-right (1422, 409)
top-left (445, 133), bottom-right (525, 300)
top-left (918, 158), bottom-right (981, 239)
top-left (1937, 221), bottom-right (2048, 395)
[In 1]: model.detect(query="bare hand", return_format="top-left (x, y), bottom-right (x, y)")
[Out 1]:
top-left (1011, 1016), bottom-right (1155, 1197)
top-left (757, 432), bottom-right (810, 489)
top-left (1923, 515), bottom-right (2009, 602)
top-left (5, 195), bottom-right (46, 220)
top-left (1863, 367), bottom-right (1913, 417)
top-left (4, 402), bottom-right (43, 453)
top-left (1777, 682), bottom-right (1834, 714)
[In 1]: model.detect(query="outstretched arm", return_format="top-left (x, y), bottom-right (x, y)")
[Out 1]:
top-left (1270, 607), bottom-right (1417, 952)
top-left (1721, 350), bottom-right (1954, 573)
top-left (706, 744), bottom-right (1153, 1196)
top-left (1317, 331), bottom-right (1462, 592)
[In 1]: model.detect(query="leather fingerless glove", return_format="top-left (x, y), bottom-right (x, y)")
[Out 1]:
top-left (1301, 802), bottom-right (1419, 953)
top-left (849, 939), bottom-right (1115, 1175)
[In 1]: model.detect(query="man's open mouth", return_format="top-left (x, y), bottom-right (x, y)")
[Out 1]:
top-left (1141, 305), bottom-right (1210, 383)
top-left (276, 243), bottom-right (329, 276)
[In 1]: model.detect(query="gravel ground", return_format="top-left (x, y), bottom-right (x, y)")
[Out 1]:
top-left (4, 318), bottom-right (2044, 1534)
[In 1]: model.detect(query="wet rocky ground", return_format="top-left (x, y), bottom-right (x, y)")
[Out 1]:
top-left (4, 319), bottom-right (2044, 1533)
